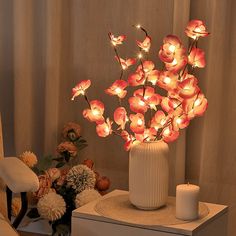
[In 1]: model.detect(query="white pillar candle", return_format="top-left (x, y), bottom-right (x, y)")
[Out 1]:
top-left (176, 184), bottom-right (200, 220)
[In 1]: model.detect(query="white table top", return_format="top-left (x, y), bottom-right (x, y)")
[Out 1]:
top-left (72, 189), bottom-right (228, 236)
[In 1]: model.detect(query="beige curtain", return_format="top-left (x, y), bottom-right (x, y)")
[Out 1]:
top-left (0, 0), bottom-right (235, 235)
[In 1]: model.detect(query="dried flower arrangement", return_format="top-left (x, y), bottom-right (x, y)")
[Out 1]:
top-left (17, 122), bottom-right (110, 235)
top-left (72, 20), bottom-right (209, 151)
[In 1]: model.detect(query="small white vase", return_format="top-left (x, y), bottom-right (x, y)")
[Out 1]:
top-left (129, 141), bottom-right (169, 210)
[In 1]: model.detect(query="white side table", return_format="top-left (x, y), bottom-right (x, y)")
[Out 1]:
top-left (72, 190), bottom-right (228, 236)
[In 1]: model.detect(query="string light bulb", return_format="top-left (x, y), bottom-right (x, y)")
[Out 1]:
top-left (137, 53), bottom-right (143, 59)
top-left (136, 24), bottom-right (141, 29)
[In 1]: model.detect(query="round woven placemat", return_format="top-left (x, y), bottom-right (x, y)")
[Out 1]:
top-left (95, 193), bottom-right (209, 226)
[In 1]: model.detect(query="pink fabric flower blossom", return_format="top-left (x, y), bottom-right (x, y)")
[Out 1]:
top-left (114, 107), bottom-right (128, 130)
top-left (96, 118), bottom-right (113, 137)
top-left (83, 100), bottom-right (105, 124)
top-left (108, 32), bottom-right (126, 46)
top-left (71, 80), bottom-right (91, 100)
top-left (105, 80), bottom-right (128, 98)
top-left (129, 113), bottom-right (145, 134)
top-left (115, 56), bottom-right (136, 70)
top-left (136, 36), bottom-right (151, 52)
top-left (159, 35), bottom-right (182, 63)
top-left (129, 96), bottom-right (148, 114)
top-left (188, 47), bottom-right (206, 68)
top-left (185, 20), bottom-right (209, 39)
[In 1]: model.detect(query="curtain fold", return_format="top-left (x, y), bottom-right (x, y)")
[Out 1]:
top-left (0, 0), bottom-right (235, 235)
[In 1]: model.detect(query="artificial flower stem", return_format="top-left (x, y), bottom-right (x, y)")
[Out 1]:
top-left (180, 39), bottom-right (198, 77)
top-left (84, 95), bottom-right (91, 109)
top-left (108, 33), bottom-right (124, 80)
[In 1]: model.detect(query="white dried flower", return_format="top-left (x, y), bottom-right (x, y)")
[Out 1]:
top-left (75, 189), bottom-right (101, 208)
top-left (19, 151), bottom-right (38, 168)
top-left (66, 164), bottom-right (96, 193)
top-left (37, 192), bottom-right (66, 221)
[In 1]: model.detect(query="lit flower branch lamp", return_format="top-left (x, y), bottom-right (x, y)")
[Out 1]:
top-left (72, 20), bottom-right (209, 209)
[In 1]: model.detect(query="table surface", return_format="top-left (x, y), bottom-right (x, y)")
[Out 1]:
top-left (72, 190), bottom-right (228, 236)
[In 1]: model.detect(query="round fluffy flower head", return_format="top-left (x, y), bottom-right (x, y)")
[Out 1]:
top-left (11, 197), bottom-right (21, 217)
top-left (62, 122), bottom-right (81, 141)
top-left (19, 151), bottom-right (37, 168)
top-left (56, 141), bottom-right (78, 157)
top-left (83, 100), bottom-right (105, 124)
top-left (66, 164), bottom-right (96, 193)
top-left (185, 20), bottom-right (209, 39)
top-left (37, 192), bottom-right (66, 221)
top-left (71, 80), bottom-right (91, 100)
top-left (75, 189), bottom-right (101, 208)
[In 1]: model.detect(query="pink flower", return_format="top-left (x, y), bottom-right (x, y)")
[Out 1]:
top-left (108, 32), bottom-right (126, 46)
top-left (159, 35), bottom-right (182, 63)
top-left (157, 71), bottom-right (178, 91)
top-left (129, 96), bottom-right (148, 114)
top-left (183, 93), bottom-right (208, 119)
top-left (121, 130), bottom-right (135, 151)
top-left (172, 114), bottom-right (190, 131)
top-left (185, 20), bottom-right (209, 39)
top-left (161, 97), bottom-right (181, 113)
top-left (96, 118), bottom-right (113, 137)
top-left (136, 61), bottom-right (159, 85)
top-left (133, 86), bottom-right (161, 110)
top-left (162, 125), bottom-right (179, 143)
top-left (128, 72), bottom-right (145, 86)
top-left (188, 47), bottom-right (206, 68)
top-left (136, 36), bottom-right (151, 52)
top-left (129, 113), bottom-right (145, 134)
top-left (114, 107), bottom-right (128, 130)
top-left (83, 100), bottom-right (105, 124)
top-left (71, 80), bottom-right (91, 100)
top-left (136, 60), bottom-right (155, 75)
top-left (115, 56), bottom-right (136, 70)
top-left (105, 80), bottom-right (128, 98)
top-left (135, 128), bottom-right (157, 142)
top-left (164, 48), bottom-right (187, 73)
top-left (178, 75), bottom-right (200, 99)
top-left (150, 110), bottom-right (168, 130)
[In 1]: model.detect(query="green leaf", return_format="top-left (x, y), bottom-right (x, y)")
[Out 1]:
top-left (77, 143), bottom-right (88, 150)
top-left (36, 155), bottom-right (54, 172)
top-left (56, 162), bottom-right (65, 168)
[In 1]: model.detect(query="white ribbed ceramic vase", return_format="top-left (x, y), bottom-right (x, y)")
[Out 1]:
top-left (129, 141), bottom-right (169, 210)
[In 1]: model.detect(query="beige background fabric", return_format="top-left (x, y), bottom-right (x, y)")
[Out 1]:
top-left (0, 0), bottom-right (235, 235)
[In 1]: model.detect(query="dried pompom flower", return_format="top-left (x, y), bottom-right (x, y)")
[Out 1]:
top-left (75, 189), bottom-right (101, 208)
top-left (62, 122), bottom-right (81, 141)
top-left (66, 164), bottom-right (96, 193)
top-left (19, 151), bottom-right (38, 168)
top-left (37, 192), bottom-right (66, 221)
